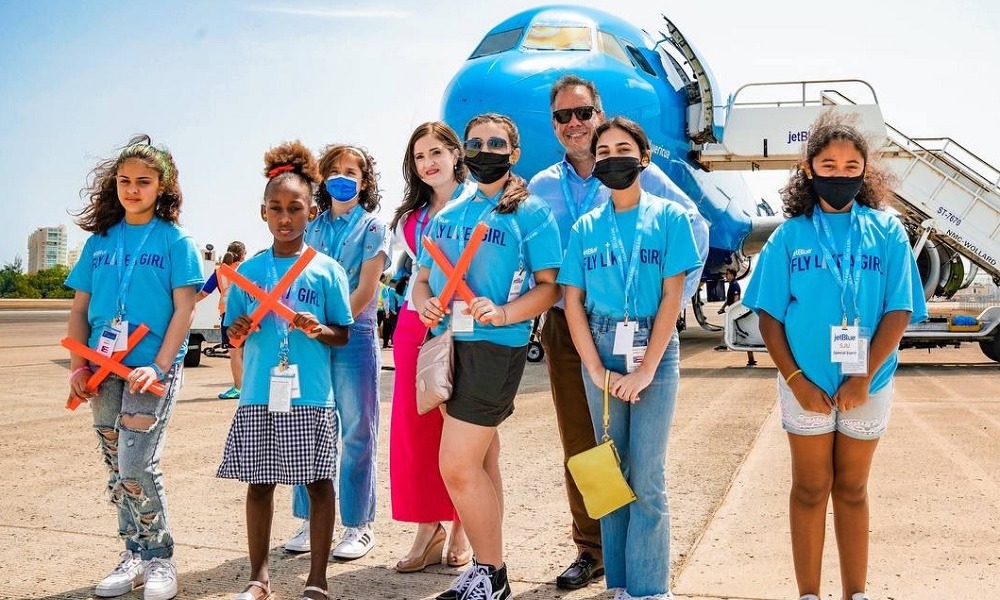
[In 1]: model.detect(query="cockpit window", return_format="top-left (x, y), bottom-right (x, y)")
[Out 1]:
top-left (470, 28), bottom-right (524, 58)
top-left (598, 31), bottom-right (631, 66)
top-left (522, 25), bottom-right (592, 51)
top-left (624, 42), bottom-right (657, 77)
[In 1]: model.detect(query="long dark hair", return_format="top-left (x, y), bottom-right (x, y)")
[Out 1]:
top-left (315, 144), bottom-right (381, 213)
top-left (781, 111), bottom-right (896, 218)
top-left (590, 116), bottom-right (651, 157)
top-left (392, 121), bottom-right (468, 230)
top-left (75, 134), bottom-right (182, 235)
top-left (464, 113), bottom-right (530, 215)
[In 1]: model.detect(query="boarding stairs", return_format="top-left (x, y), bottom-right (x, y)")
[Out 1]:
top-left (677, 78), bottom-right (1000, 358)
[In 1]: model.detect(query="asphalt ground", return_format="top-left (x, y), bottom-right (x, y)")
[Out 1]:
top-left (0, 310), bottom-right (996, 600)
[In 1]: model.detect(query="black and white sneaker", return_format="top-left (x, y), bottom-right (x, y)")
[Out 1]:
top-left (460, 563), bottom-right (511, 600)
top-left (435, 559), bottom-right (486, 600)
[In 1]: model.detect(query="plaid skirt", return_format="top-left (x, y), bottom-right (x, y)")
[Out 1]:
top-left (216, 405), bottom-right (339, 485)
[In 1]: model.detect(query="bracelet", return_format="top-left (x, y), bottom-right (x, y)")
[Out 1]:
top-left (785, 369), bottom-right (803, 384)
top-left (149, 363), bottom-right (166, 381)
top-left (499, 305), bottom-right (508, 325)
top-left (69, 366), bottom-right (92, 381)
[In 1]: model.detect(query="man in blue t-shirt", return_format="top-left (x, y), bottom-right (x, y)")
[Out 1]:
top-left (526, 74), bottom-right (708, 591)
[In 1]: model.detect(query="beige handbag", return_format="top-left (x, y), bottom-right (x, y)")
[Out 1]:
top-left (415, 329), bottom-right (454, 415)
top-left (566, 370), bottom-right (637, 519)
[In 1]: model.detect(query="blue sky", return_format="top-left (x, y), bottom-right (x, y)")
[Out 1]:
top-left (1, 0), bottom-right (998, 266)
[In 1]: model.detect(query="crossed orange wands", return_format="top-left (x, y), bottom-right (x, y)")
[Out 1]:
top-left (62, 323), bottom-right (167, 410)
top-left (218, 247), bottom-right (317, 347)
top-left (421, 222), bottom-right (489, 306)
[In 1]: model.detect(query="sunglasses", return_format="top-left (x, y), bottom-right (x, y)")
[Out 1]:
top-left (552, 106), bottom-right (597, 124)
top-left (464, 136), bottom-right (509, 158)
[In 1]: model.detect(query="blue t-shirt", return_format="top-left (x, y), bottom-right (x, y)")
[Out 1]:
top-left (65, 218), bottom-right (204, 367)
top-left (528, 158), bottom-right (709, 303)
top-left (305, 204), bottom-right (391, 322)
top-left (557, 192), bottom-right (702, 319)
top-left (417, 188), bottom-right (562, 347)
top-left (224, 249), bottom-right (353, 408)
top-left (742, 205), bottom-right (928, 396)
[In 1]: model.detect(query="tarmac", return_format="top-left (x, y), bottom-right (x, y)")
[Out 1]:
top-left (0, 309), bottom-right (997, 600)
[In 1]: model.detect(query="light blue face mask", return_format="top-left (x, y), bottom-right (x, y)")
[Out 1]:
top-left (326, 175), bottom-right (359, 202)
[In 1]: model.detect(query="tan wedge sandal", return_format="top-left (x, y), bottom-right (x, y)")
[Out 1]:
top-left (300, 585), bottom-right (328, 600)
top-left (232, 580), bottom-right (272, 600)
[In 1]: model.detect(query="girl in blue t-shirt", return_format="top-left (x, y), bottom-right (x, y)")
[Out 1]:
top-left (414, 113), bottom-right (562, 600)
top-left (285, 143), bottom-right (391, 559)
top-left (217, 142), bottom-right (352, 600)
top-left (65, 135), bottom-right (204, 600)
top-left (742, 114), bottom-right (927, 600)
top-left (557, 117), bottom-right (701, 600)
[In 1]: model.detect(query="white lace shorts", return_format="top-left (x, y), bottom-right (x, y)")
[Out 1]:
top-left (777, 375), bottom-right (893, 440)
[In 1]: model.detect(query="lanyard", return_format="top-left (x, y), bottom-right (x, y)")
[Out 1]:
top-left (560, 163), bottom-right (602, 223)
top-left (457, 189), bottom-right (501, 256)
top-left (812, 207), bottom-right (863, 326)
top-left (605, 195), bottom-right (648, 322)
top-left (414, 205), bottom-right (430, 253)
top-left (310, 205), bottom-right (364, 262)
top-left (115, 219), bottom-right (159, 321)
top-left (265, 248), bottom-right (299, 368)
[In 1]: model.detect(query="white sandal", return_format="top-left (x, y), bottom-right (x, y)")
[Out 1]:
top-left (300, 585), bottom-right (329, 600)
top-left (232, 580), bottom-right (272, 600)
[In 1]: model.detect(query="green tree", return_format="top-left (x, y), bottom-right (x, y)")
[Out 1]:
top-left (30, 264), bottom-right (74, 298)
top-left (0, 257), bottom-right (25, 297)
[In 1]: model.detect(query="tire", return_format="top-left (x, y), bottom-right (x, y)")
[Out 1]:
top-left (184, 345), bottom-right (202, 368)
top-left (980, 336), bottom-right (999, 363)
top-left (526, 341), bottom-right (544, 363)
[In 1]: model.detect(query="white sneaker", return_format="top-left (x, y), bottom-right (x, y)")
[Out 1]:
top-left (331, 524), bottom-right (375, 560)
top-left (95, 550), bottom-right (145, 597)
top-left (613, 590), bottom-right (631, 600)
top-left (143, 558), bottom-right (177, 600)
top-left (851, 594), bottom-right (871, 600)
top-left (284, 520), bottom-right (311, 553)
top-left (799, 595), bottom-right (820, 600)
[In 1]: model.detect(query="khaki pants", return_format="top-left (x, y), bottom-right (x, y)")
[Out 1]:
top-left (540, 307), bottom-right (602, 556)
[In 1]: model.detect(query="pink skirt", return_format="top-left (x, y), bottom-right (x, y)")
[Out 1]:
top-left (389, 303), bottom-right (457, 522)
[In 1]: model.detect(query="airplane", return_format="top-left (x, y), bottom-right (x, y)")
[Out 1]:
top-left (440, 4), bottom-right (1000, 358)
top-left (440, 4), bottom-right (781, 330)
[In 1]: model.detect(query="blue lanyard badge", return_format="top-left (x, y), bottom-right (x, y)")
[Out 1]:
top-left (560, 163), bottom-right (601, 223)
top-left (457, 191), bottom-right (499, 256)
top-left (414, 205), bottom-right (430, 249)
top-left (310, 206), bottom-right (364, 262)
top-left (605, 196), bottom-right (648, 322)
top-left (265, 249), bottom-right (298, 368)
top-left (812, 207), bottom-right (864, 326)
top-left (115, 219), bottom-right (159, 322)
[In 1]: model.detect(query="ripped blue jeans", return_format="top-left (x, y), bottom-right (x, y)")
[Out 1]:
top-left (90, 365), bottom-right (181, 560)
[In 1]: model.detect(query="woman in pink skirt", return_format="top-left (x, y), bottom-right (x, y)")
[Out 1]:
top-left (389, 121), bottom-right (475, 572)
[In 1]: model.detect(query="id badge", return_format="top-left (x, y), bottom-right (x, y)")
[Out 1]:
top-left (627, 345), bottom-right (647, 374)
top-left (273, 364), bottom-right (302, 399)
top-left (113, 320), bottom-right (129, 351)
top-left (613, 321), bottom-right (637, 355)
top-left (506, 269), bottom-right (526, 302)
top-left (97, 325), bottom-right (120, 357)
top-left (451, 300), bottom-right (475, 333)
top-left (830, 325), bottom-right (860, 363)
top-left (269, 371), bottom-right (294, 413)
top-left (841, 335), bottom-right (869, 375)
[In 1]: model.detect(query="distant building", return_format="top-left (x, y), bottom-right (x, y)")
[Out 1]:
top-left (27, 225), bottom-right (68, 274)
top-left (67, 241), bottom-right (85, 270)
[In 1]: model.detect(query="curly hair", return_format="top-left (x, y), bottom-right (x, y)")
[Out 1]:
top-left (263, 140), bottom-right (321, 202)
top-left (464, 113), bottom-right (530, 215)
top-left (392, 121), bottom-right (468, 230)
top-left (315, 144), bottom-right (381, 213)
top-left (780, 111), bottom-right (896, 218)
top-left (75, 134), bottom-right (182, 235)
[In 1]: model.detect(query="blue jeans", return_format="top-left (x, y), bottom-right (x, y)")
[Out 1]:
top-left (582, 316), bottom-right (679, 597)
top-left (293, 319), bottom-right (380, 526)
top-left (90, 365), bottom-right (182, 560)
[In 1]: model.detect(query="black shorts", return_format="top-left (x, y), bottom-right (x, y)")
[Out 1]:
top-left (446, 340), bottom-right (528, 427)
top-left (220, 313), bottom-right (230, 347)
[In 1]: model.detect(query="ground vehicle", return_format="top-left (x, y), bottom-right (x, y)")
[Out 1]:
top-left (185, 244), bottom-right (223, 367)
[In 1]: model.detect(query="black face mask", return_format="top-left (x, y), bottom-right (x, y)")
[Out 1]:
top-left (592, 156), bottom-right (644, 190)
top-left (809, 173), bottom-right (864, 211)
top-left (465, 152), bottom-right (511, 184)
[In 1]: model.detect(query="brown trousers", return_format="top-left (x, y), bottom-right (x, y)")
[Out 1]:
top-left (539, 307), bottom-right (602, 556)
